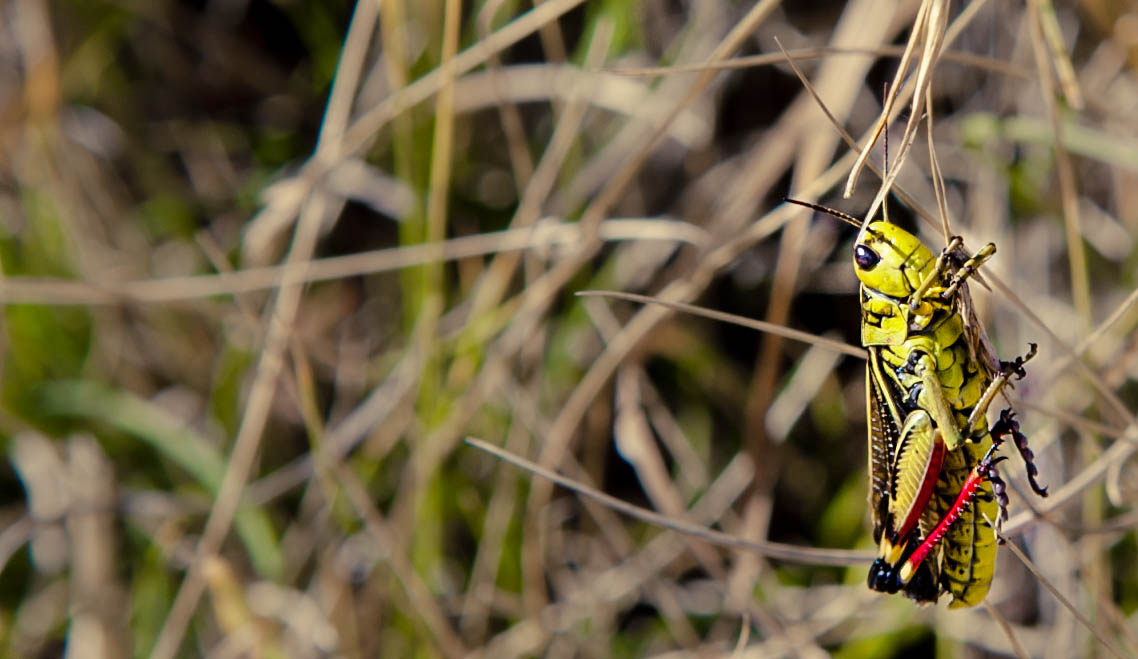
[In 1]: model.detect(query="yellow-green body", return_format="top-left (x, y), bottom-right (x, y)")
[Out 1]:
top-left (855, 221), bottom-right (999, 608)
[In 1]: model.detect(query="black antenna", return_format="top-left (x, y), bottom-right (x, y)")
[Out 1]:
top-left (783, 197), bottom-right (862, 228)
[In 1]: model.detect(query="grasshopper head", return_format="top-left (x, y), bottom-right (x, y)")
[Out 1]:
top-left (853, 221), bottom-right (936, 299)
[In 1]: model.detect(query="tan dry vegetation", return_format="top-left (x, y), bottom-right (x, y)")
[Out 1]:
top-left (0, 0), bottom-right (1136, 657)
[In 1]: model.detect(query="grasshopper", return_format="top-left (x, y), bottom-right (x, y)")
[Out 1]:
top-left (787, 199), bottom-right (1047, 607)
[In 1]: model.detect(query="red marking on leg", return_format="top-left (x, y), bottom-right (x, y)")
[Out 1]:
top-left (904, 464), bottom-right (986, 573)
top-left (892, 439), bottom-right (946, 543)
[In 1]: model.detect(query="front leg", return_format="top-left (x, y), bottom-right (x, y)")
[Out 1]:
top-left (941, 242), bottom-right (997, 301)
top-left (910, 236), bottom-right (964, 311)
top-left (909, 239), bottom-right (996, 310)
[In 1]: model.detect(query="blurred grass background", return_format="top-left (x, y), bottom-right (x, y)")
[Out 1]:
top-left (0, 0), bottom-right (1137, 657)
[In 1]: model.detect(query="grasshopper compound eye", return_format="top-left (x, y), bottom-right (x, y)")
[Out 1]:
top-left (854, 245), bottom-right (881, 270)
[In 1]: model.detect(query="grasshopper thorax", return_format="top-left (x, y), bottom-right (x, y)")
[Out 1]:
top-left (853, 222), bottom-right (936, 299)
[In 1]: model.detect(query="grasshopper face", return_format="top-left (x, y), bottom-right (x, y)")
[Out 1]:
top-left (853, 222), bottom-right (936, 300)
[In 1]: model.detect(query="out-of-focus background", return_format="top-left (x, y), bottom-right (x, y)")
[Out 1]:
top-left (0, 0), bottom-right (1136, 656)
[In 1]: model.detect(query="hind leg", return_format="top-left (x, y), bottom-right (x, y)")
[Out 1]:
top-left (898, 437), bottom-right (1009, 583)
